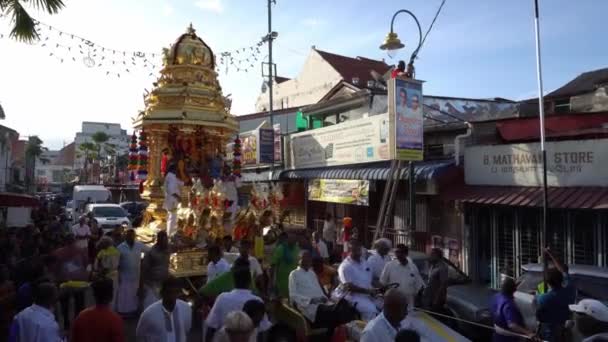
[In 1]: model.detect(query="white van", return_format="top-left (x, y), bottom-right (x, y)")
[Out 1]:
top-left (72, 185), bottom-right (112, 223)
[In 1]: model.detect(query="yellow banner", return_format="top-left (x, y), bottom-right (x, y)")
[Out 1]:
top-left (308, 179), bottom-right (369, 206)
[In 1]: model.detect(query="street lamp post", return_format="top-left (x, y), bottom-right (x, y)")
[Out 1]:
top-left (379, 9), bottom-right (423, 236)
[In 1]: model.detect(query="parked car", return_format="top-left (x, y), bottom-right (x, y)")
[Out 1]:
top-left (514, 263), bottom-right (608, 341)
top-left (119, 201), bottom-right (148, 227)
top-left (409, 251), bottom-right (497, 340)
top-left (84, 203), bottom-right (131, 234)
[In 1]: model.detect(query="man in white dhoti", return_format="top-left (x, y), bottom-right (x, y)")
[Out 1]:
top-left (338, 239), bottom-right (382, 321)
top-left (141, 231), bottom-right (170, 309)
top-left (136, 276), bottom-right (191, 342)
top-left (116, 229), bottom-right (150, 315)
top-left (163, 163), bottom-right (182, 238)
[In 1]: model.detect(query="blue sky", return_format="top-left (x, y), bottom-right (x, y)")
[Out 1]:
top-left (1, 0), bottom-right (607, 149)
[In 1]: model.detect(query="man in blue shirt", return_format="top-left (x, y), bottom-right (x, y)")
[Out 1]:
top-left (492, 278), bottom-right (537, 341)
top-left (536, 267), bottom-right (575, 342)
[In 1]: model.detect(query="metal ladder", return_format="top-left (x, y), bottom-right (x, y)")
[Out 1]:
top-left (373, 160), bottom-right (404, 241)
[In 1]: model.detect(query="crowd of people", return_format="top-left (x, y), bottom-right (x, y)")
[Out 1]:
top-left (3, 202), bottom-right (608, 342)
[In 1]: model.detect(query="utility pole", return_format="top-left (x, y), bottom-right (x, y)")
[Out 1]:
top-left (266, 0), bottom-right (277, 179)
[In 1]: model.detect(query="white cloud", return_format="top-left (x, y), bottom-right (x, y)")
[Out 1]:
top-left (195, 0), bottom-right (223, 13)
top-left (162, 3), bottom-right (174, 16)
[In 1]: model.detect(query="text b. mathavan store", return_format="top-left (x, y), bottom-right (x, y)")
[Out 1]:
top-left (450, 139), bottom-right (608, 288)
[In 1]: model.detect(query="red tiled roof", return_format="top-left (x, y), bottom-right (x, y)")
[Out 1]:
top-left (54, 142), bottom-right (75, 166)
top-left (315, 49), bottom-right (391, 88)
top-left (497, 112), bottom-right (608, 142)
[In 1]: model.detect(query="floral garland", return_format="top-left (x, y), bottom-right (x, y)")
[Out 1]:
top-left (232, 136), bottom-right (242, 178)
top-left (128, 131), bottom-right (138, 181)
top-left (137, 130), bottom-right (148, 181)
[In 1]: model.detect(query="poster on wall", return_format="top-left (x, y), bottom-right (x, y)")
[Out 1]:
top-left (308, 179), bottom-right (370, 206)
top-left (288, 114), bottom-right (391, 169)
top-left (274, 123), bottom-right (282, 163)
top-left (240, 131), bottom-right (257, 166)
top-left (258, 128), bottom-right (274, 164)
top-left (389, 77), bottom-right (424, 161)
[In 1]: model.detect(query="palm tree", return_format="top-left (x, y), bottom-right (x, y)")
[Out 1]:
top-left (0, 0), bottom-right (65, 42)
top-left (78, 141), bottom-right (96, 183)
top-left (25, 135), bottom-right (47, 192)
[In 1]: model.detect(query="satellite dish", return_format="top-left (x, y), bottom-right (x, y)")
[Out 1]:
top-left (370, 70), bottom-right (387, 87)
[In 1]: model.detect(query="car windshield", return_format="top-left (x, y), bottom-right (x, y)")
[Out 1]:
top-left (92, 207), bottom-right (126, 218)
top-left (414, 257), bottom-right (469, 285)
top-left (516, 270), bottom-right (543, 294)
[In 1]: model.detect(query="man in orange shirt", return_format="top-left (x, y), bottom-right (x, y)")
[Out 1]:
top-left (71, 278), bottom-right (125, 342)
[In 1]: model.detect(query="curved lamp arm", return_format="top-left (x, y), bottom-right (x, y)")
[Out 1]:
top-left (390, 9), bottom-right (423, 64)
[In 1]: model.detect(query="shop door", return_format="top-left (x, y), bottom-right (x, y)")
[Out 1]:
top-left (495, 210), bottom-right (515, 280)
top-left (570, 211), bottom-right (598, 266)
top-left (547, 210), bottom-right (568, 265)
top-left (518, 209), bottom-right (540, 276)
top-left (474, 207), bottom-right (493, 285)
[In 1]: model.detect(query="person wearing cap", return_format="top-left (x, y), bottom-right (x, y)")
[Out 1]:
top-left (569, 299), bottom-right (608, 341)
top-left (211, 311), bottom-right (256, 342)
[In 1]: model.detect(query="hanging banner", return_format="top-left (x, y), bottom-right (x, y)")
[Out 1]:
top-left (258, 128), bottom-right (275, 164)
top-left (308, 179), bottom-right (370, 206)
top-left (240, 131), bottom-right (258, 166)
top-left (288, 113), bottom-right (391, 169)
top-left (389, 77), bottom-right (424, 161)
top-left (274, 123), bottom-right (282, 163)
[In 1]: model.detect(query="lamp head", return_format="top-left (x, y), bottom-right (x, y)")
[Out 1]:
top-left (380, 31), bottom-right (405, 58)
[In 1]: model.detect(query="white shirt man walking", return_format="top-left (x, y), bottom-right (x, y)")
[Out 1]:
top-left (136, 276), bottom-right (192, 342)
top-left (380, 244), bottom-right (424, 310)
top-left (163, 163), bottom-right (182, 238)
top-left (9, 282), bottom-right (63, 342)
top-left (116, 229), bottom-right (150, 315)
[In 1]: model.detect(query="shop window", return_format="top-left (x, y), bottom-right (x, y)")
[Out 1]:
top-left (496, 210), bottom-right (515, 278)
top-left (519, 210), bottom-right (540, 268)
top-left (571, 212), bottom-right (597, 266)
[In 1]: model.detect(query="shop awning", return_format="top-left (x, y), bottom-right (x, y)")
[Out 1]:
top-left (443, 185), bottom-right (608, 209)
top-left (0, 193), bottom-right (40, 207)
top-left (280, 159), bottom-right (456, 182)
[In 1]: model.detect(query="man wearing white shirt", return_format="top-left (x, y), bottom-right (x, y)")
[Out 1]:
top-left (71, 216), bottom-right (91, 250)
top-left (206, 245), bottom-right (230, 284)
top-left (361, 289), bottom-right (408, 342)
top-left (289, 250), bottom-right (356, 336)
top-left (380, 244), bottom-right (424, 310)
top-left (136, 276), bottom-right (192, 342)
top-left (163, 163), bottom-right (183, 238)
top-left (9, 282), bottom-right (63, 342)
top-left (338, 239), bottom-right (380, 321)
top-left (312, 232), bottom-right (329, 261)
top-left (367, 238), bottom-right (392, 285)
top-left (205, 262), bottom-right (271, 341)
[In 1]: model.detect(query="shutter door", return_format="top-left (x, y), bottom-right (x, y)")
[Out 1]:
top-left (519, 210), bottom-right (540, 268)
top-left (496, 210), bottom-right (515, 278)
top-left (547, 211), bottom-right (568, 264)
top-left (571, 212), bottom-right (597, 266)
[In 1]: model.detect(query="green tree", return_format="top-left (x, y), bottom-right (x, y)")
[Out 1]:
top-left (77, 141), bottom-right (96, 183)
top-left (0, 0), bottom-right (65, 42)
top-left (25, 135), bottom-right (47, 192)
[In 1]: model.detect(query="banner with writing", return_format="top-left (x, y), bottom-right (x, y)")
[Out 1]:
top-left (308, 179), bottom-right (369, 206)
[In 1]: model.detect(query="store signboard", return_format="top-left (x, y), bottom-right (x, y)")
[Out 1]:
top-left (388, 77), bottom-right (424, 161)
top-left (308, 179), bottom-right (370, 206)
top-left (258, 128), bottom-right (274, 164)
top-left (288, 113), bottom-right (391, 169)
top-left (465, 139), bottom-right (608, 186)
